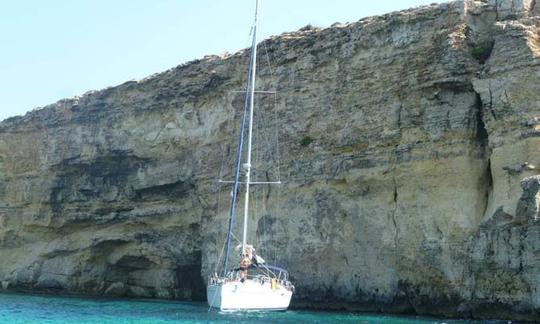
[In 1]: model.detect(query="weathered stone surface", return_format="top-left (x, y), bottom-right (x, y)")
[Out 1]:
top-left (516, 176), bottom-right (540, 223)
top-left (0, 0), bottom-right (539, 320)
top-left (468, 177), bottom-right (540, 319)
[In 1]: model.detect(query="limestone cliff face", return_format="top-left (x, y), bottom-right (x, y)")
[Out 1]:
top-left (0, 0), bottom-right (539, 320)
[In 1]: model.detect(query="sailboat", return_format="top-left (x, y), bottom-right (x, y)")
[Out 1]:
top-left (206, 0), bottom-right (294, 311)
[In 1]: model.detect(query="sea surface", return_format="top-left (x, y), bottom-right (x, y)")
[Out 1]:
top-left (0, 293), bottom-right (507, 324)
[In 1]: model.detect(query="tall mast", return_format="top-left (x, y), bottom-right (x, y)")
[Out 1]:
top-left (242, 0), bottom-right (259, 255)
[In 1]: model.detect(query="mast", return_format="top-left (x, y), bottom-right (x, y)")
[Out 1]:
top-left (222, 0), bottom-right (259, 276)
top-left (242, 0), bottom-right (259, 256)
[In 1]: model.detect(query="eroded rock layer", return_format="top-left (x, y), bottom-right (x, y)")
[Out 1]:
top-left (0, 0), bottom-right (539, 320)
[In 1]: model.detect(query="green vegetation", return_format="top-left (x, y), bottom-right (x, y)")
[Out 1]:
top-left (471, 45), bottom-right (493, 64)
top-left (300, 136), bottom-right (314, 147)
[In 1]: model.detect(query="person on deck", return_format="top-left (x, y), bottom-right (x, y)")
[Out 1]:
top-left (239, 255), bottom-right (251, 283)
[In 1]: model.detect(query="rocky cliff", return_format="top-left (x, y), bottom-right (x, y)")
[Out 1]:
top-left (0, 0), bottom-right (539, 320)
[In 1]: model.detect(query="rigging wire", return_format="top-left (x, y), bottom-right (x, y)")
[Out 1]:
top-left (244, 40), bottom-right (283, 265)
top-left (264, 40), bottom-right (283, 265)
top-left (262, 40), bottom-right (278, 92)
top-left (262, 40), bottom-right (283, 184)
top-left (217, 12), bottom-right (263, 275)
top-left (222, 43), bottom-right (254, 276)
top-left (212, 141), bottom-right (228, 274)
top-left (214, 9), bottom-right (286, 275)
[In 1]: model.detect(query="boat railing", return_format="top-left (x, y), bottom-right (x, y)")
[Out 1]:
top-left (208, 267), bottom-right (295, 292)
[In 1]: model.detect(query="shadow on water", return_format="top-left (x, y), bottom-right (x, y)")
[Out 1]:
top-left (0, 293), bottom-right (509, 324)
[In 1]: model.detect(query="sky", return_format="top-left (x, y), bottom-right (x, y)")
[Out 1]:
top-left (0, 0), bottom-right (444, 121)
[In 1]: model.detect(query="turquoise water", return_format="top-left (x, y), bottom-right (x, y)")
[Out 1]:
top-left (0, 293), bottom-right (503, 324)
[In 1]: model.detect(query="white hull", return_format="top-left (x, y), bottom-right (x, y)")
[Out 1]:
top-left (207, 279), bottom-right (293, 311)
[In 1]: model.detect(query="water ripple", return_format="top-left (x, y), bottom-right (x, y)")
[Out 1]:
top-left (0, 293), bottom-right (507, 324)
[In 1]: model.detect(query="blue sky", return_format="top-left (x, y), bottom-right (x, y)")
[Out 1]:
top-left (0, 0), bottom-right (443, 121)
